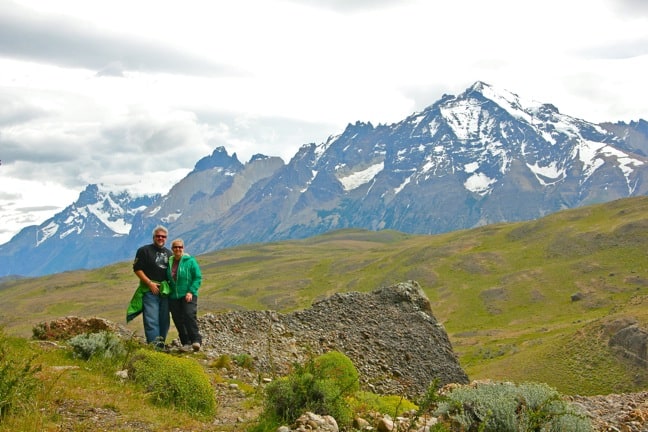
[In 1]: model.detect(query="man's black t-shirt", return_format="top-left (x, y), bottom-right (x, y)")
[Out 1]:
top-left (133, 243), bottom-right (172, 282)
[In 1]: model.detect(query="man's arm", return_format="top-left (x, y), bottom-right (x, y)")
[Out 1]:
top-left (134, 269), bottom-right (160, 295)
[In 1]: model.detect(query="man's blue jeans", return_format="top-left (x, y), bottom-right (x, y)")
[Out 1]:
top-left (142, 291), bottom-right (170, 348)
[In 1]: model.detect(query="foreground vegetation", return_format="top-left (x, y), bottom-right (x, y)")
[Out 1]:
top-left (0, 328), bottom-right (220, 431)
top-left (0, 328), bottom-right (593, 431)
top-left (1, 196), bottom-right (648, 398)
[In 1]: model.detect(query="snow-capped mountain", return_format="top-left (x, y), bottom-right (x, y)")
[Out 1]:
top-left (40, 184), bottom-right (154, 243)
top-left (2, 81), bottom-right (648, 277)
top-left (172, 81), bottom-right (648, 251)
top-left (0, 184), bottom-right (158, 277)
top-left (600, 119), bottom-right (648, 156)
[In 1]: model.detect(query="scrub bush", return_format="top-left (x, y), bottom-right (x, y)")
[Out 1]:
top-left (212, 354), bottom-right (232, 369)
top-left (128, 349), bottom-right (217, 418)
top-left (253, 351), bottom-right (359, 430)
top-left (313, 350), bottom-right (359, 395)
top-left (434, 381), bottom-right (592, 431)
top-left (67, 331), bottom-right (125, 360)
top-left (265, 373), bottom-right (352, 426)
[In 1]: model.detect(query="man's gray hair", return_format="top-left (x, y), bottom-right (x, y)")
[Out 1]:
top-left (152, 225), bottom-right (168, 237)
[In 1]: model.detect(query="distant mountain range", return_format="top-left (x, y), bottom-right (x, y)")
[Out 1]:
top-left (2, 81), bottom-right (648, 277)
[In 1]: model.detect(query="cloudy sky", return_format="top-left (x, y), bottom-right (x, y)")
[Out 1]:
top-left (0, 0), bottom-right (647, 244)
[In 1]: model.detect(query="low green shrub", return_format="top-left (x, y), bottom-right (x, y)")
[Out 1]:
top-left (128, 349), bottom-right (217, 418)
top-left (252, 351), bottom-right (359, 430)
top-left (434, 381), bottom-right (592, 432)
top-left (212, 354), bottom-right (232, 369)
top-left (348, 391), bottom-right (417, 418)
top-left (233, 353), bottom-right (254, 370)
top-left (265, 372), bottom-right (352, 426)
top-left (67, 331), bottom-right (125, 361)
top-left (313, 351), bottom-right (359, 395)
top-left (0, 329), bottom-right (42, 420)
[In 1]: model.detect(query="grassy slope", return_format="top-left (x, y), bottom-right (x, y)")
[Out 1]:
top-left (0, 335), bottom-right (232, 432)
top-left (2, 196), bottom-right (648, 396)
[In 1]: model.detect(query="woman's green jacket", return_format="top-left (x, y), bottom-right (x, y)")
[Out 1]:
top-left (166, 254), bottom-right (202, 299)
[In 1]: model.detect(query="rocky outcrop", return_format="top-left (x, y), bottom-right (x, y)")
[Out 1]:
top-left (606, 318), bottom-right (648, 367)
top-left (32, 316), bottom-right (132, 341)
top-left (198, 280), bottom-right (469, 397)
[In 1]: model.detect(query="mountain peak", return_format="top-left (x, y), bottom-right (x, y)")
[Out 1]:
top-left (193, 146), bottom-right (243, 172)
top-left (76, 184), bottom-right (102, 206)
top-left (249, 153), bottom-right (271, 163)
top-left (468, 80), bottom-right (490, 92)
top-left (453, 80), bottom-right (559, 125)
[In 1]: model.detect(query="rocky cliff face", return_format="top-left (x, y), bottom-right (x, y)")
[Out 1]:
top-left (198, 280), bottom-right (469, 397)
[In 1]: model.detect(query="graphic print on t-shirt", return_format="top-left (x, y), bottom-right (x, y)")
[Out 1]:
top-left (155, 251), bottom-right (169, 269)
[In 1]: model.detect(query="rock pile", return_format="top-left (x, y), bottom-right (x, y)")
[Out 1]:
top-left (567, 392), bottom-right (648, 432)
top-left (198, 280), bottom-right (469, 397)
top-left (32, 316), bottom-right (131, 340)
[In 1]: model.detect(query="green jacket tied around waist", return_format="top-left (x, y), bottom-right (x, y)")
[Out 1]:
top-left (126, 280), bottom-right (170, 322)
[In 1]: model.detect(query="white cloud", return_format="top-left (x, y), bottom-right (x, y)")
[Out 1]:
top-left (0, 0), bottom-right (647, 244)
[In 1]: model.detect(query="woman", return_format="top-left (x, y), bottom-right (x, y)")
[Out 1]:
top-left (166, 238), bottom-right (203, 351)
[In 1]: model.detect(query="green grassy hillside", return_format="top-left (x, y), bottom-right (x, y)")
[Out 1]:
top-left (2, 196), bottom-right (648, 396)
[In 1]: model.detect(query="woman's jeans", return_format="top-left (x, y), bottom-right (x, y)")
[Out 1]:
top-left (142, 291), bottom-right (170, 348)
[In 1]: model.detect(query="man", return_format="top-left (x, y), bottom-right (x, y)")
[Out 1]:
top-left (132, 225), bottom-right (172, 348)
